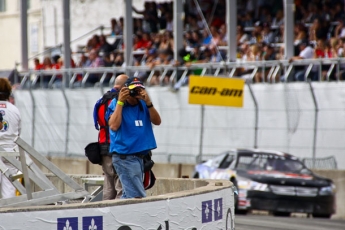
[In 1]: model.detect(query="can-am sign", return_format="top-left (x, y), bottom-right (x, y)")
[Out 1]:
top-left (189, 75), bottom-right (245, 107)
top-left (0, 188), bottom-right (234, 229)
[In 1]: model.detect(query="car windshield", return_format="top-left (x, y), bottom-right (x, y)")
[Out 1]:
top-left (236, 154), bottom-right (310, 173)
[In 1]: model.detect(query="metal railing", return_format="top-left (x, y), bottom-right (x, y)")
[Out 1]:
top-left (14, 58), bottom-right (345, 90)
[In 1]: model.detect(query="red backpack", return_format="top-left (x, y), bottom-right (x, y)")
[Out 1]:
top-left (97, 91), bottom-right (118, 155)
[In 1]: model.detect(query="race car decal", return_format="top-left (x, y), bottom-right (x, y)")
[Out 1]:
top-left (247, 170), bottom-right (313, 179)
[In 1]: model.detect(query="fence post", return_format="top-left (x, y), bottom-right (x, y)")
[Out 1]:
top-left (197, 105), bottom-right (205, 164)
top-left (29, 85), bottom-right (36, 147)
top-left (61, 88), bottom-right (70, 156)
top-left (308, 80), bottom-right (319, 169)
top-left (246, 82), bottom-right (259, 148)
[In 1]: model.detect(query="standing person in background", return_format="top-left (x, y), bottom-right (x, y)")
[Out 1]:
top-left (107, 77), bottom-right (161, 199)
top-left (0, 78), bottom-right (21, 198)
top-left (93, 74), bottom-right (128, 200)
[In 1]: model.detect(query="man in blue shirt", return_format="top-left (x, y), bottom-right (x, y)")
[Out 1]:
top-left (107, 77), bottom-right (161, 198)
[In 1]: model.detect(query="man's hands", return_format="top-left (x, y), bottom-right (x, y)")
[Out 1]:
top-left (118, 87), bottom-right (152, 106)
top-left (137, 89), bottom-right (152, 105)
top-left (117, 87), bottom-right (130, 102)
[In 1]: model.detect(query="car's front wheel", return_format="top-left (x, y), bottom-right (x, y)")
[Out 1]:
top-left (193, 172), bottom-right (199, 178)
top-left (312, 213), bottom-right (332, 218)
top-left (272, 211), bottom-right (291, 217)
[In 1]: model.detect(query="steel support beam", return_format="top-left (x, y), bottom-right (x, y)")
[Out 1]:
top-left (62, 0), bottom-right (71, 87)
top-left (284, 0), bottom-right (295, 59)
top-left (227, 0), bottom-right (237, 62)
top-left (174, 0), bottom-right (183, 62)
top-left (124, 0), bottom-right (133, 74)
top-left (20, 0), bottom-right (28, 71)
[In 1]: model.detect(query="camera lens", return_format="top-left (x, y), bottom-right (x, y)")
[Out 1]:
top-left (129, 89), bottom-right (139, 97)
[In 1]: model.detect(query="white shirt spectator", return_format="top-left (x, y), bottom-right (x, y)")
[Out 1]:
top-left (299, 46), bottom-right (314, 59)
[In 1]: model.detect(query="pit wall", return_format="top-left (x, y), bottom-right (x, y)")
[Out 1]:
top-left (0, 179), bottom-right (235, 229)
top-left (37, 157), bottom-right (345, 219)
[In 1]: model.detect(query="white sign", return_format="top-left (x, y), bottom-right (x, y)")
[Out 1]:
top-left (0, 188), bottom-right (234, 229)
top-left (30, 23), bottom-right (39, 53)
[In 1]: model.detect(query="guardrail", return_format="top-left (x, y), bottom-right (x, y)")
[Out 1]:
top-left (14, 58), bottom-right (345, 90)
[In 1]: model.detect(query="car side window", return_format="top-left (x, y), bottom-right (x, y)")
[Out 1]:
top-left (219, 155), bottom-right (234, 169)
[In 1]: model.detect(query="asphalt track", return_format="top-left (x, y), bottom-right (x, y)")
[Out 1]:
top-left (235, 213), bottom-right (345, 230)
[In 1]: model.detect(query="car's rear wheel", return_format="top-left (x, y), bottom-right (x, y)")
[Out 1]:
top-left (312, 213), bottom-right (332, 218)
top-left (273, 211), bottom-right (291, 217)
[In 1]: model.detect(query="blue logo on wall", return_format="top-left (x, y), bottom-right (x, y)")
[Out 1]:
top-left (202, 200), bottom-right (213, 223)
top-left (57, 217), bottom-right (78, 230)
top-left (83, 216), bottom-right (103, 230)
top-left (214, 198), bottom-right (223, 221)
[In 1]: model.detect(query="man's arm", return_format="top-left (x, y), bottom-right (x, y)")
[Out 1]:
top-left (108, 87), bottom-right (130, 131)
top-left (140, 90), bottom-right (161, 126)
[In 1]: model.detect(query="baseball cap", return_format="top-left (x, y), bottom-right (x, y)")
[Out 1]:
top-left (125, 77), bottom-right (145, 90)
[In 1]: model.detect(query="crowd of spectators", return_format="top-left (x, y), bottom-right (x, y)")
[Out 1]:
top-left (30, 0), bottom-right (345, 87)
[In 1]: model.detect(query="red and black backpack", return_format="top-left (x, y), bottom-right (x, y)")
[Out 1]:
top-left (97, 91), bottom-right (118, 155)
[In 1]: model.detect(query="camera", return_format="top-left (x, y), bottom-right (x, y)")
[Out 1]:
top-left (129, 89), bottom-right (140, 97)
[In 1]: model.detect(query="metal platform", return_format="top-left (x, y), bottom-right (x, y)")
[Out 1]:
top-left (0, 137), bottom-right (91, 207)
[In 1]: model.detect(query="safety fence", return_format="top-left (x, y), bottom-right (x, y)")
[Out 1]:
top-left (12, 57), bottom-right (345, 90)
top-left (13, 59), bottom-right (345, 169)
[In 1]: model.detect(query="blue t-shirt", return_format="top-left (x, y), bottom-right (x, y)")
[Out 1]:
top-left (106, 99), bottom-right (157, 154)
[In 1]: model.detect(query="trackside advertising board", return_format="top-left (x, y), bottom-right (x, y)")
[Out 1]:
top-left (0, 188), bottom-right (234, 229)
top-left (189, 75), bottom-right (245, 107)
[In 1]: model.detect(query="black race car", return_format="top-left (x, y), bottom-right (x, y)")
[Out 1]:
top-left (193, 149), bottom-right (336, 218)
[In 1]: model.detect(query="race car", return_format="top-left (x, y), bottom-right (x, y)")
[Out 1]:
top-left (193, 149), bottom-right (336, 218)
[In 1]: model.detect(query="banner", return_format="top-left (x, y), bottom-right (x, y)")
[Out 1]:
top-left (188, 76), bottom-right (245, 107)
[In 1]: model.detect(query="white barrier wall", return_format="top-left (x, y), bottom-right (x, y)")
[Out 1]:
top-left (14, 82), bottom-right (345, 169)
top-left (0, 188), bottom-right (234, 229)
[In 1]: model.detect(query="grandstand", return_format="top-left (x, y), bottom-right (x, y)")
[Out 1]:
top-left (2, 0), bottom-right (345, 169)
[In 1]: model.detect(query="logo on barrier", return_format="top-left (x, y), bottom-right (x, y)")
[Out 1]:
top-left (214, 198), bottom-right (223, 221)
top-left (83, 216), bottom-right (103, 230)
top-left (57, 217), bottom-right (78, 230)
top-left (201, 200), bottom-right (213, 223)
top-left (189, 75), bottom-right (245, 107)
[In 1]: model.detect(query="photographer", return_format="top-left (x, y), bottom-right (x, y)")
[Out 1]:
top-left (107, 77), bottom-right (161, 199)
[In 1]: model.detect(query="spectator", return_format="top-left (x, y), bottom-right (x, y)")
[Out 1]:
top-left (271, 9), bottom-right (284, 28)
top-left (290, 39), bottom-right (315, 81)
top-left (309, 17), bottom-right (328, 42)
top-left (134, 32), bottom-right (152, 50)
top-left (237, 24), bottom-right (249, 45)
top-left (33, 58), bottom-right (44, 70)
top-left (165, 12), bottom-right (173, 32)
top-left (114, 52), bottom-right (124, 67)
top-left (109, 18), bottom-right (122, 36)
top-left (134, 48), bottom-right (158, 83)
top-left (255, 44), bottom-right (277, 83)
top-left (132, 2), bottom-right (158, 33)
top-left (261, 23), bottom-right (275, 44)
top-left (202, 29), bottom-right (212, 46)
top-left (84, 49), bottom-right (105, 86)
top-left (99, 34), bottom-right (115, 56)
top-left (294, 23), bottom-right (308, 46)
top-left (249, 21), bottom-right (264, 44)
top-left (239, 43), bottom-right (262, 81)
top-left (107, 77), bottom-right (161, 199)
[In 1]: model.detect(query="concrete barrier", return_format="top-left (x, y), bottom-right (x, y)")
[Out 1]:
top-left (0, 178), bottom-right (235, 229)
top-left (38, 157), bottom-right (345, 219)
